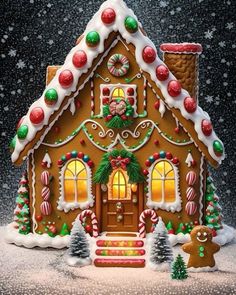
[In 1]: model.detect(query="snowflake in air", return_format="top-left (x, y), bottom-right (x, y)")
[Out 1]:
top-left (159, 1), bottom-right (169, 8)
top-left (8, 49), bottom-right (17, 57)
top-left (23, 36), bottom-right (29, 41)
top-left (205, 95), bottom-right (213, 103)
top-left (204, 30), bottom-right (214, 39)
top-left (226, 22), bottom-right (234, 30)
top-left (16, 59), bottom-right (26, 69)
top-left (219, 41), bottom-right (226, 48)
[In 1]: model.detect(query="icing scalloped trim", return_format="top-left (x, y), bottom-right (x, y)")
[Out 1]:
top-left (11, 0), bottom-right (224, 166)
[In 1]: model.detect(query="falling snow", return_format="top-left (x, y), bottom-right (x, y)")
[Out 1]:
top-left (16, 59), bottom-right (26, 69)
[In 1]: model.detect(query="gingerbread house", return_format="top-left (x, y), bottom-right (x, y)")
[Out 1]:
top-left (9, 0), bottom-right (225, 244)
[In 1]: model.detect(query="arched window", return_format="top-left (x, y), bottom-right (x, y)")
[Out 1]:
top-left (112, 88), bottom-right (125, 100)
top-left (147, 160), bottom-right (181, 212)
top-left (64, 160), bottom-right (87, 203)
top-left (108, 169), bottom-right (131, 200)
top-left (57, 159), bottom-right (94, 212)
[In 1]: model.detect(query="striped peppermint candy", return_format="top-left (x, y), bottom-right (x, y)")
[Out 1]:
top-left (186, 171), bottom-right (197, 186)
top-left (185, 201), bottom-right (197, 216)
top-left (41, 171), bottom-right (50, 186)
top-left (186, 187), bottom-right (196, 201)
top-left (41, 186), bottom-right (50, 201)
top-left (78, 209), bottom-right (98, 238)
top-left (138, 209), bottom-right (158, 238)
top-left (40, 201), bottom-right (52, 216)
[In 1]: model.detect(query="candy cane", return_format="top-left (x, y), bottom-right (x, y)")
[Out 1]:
top-left (138, 209), bottom-right (158, 238)
top-left (78, 209), bottom-right (99, 238)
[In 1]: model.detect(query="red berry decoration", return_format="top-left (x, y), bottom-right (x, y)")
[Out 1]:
top-left (154, 139), bottom-right (159, 145)
top-left (156, 65), bottom-right (169, 81)
top-left (174, 127), bottom-right (180, 134)
top-left (154, 100), bottom-right (160, 110)
top-left (80, 139), bottom-right (85, 145)
top-left (59, 70), bottom-right (74, 88)
top-left (30, 107), bottom-right (44, 125)
top-left (127, 88), bottom-right (134, 96)
top-left (201, 119), bottom-right (213, 136)
top-left (102, 87), bottom-right (110, 96)
top-left (166, 152), bottom-right (173, 160)
top-left (153, 153), bottom-right (160, 160)
top-left (121, 115), bottom-right (127, 120)
top-left (87, 160), bottom-right (94, 168)
top-left (143, 169), bottom-right (149, 176)
top-left (36, 215), bottom-right (43, 222)
top-left (142, 46), bottom-right (156, 64)
top-left (85, 224), bottom-right (92, 233)
top-left (102, 97), bottom-right (110, 105)
top-left (72, 50), bottom-right (87, 68)
top-left (191, 160), bottom-right (197, 167)
top-left (57, 159), bottom-right (63, 166)
top-left (194, 220), bottom-right (199, 225)
top-left (172, 157), bottom-right (179, 165)
top-left (184, 97), bottom-right (197, 113)
top-left (41, 161), bottom-right (47, 168)
top-left (78, 152), bottom-right (84, 159)
top-left (66, 152), bottom-right (72, 160)
top-left (101, 8), bottom-right (116, 24)
top-left (145, 160), bottom-right (152, 167)
top-left (107, 114), bottom-right (113, 120)
top-left (128, 97), bottom-right (135, 105)
top-left (168, 80), bottom-right (182, 97)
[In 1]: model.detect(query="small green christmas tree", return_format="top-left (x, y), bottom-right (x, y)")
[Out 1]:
top-left (171, 254), bottom-right (188, 280)
top-left (60, 223), bottom-right (70, 236)
top-left (166, 221), bottom-right (174, 234)
top-left (14, 172), bottom-right (30, 235)
top-left (205, 176), bottom-right (222, 233)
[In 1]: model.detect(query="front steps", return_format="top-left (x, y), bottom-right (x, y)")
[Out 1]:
top-left (93, 232), bottom-right (146, 268)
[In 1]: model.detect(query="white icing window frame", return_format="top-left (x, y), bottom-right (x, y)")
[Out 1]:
top-left (57, 159), bottom-right (94, 213)
top-left (99, 83), bottom-right (138, 117)
top-left (146, 159), bottom-right (181, 212)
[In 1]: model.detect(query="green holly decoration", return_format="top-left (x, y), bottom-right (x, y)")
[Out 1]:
top-left (175, 223), bottom-right (187, 234)
top-left (60, 223), bottom-right (70, 236)
top-left (205, 176), bottom-right (222, 232)
top-left (125, 16), bottom-right (138, 33)
top-left (17, 125), bottom-right (28, 139)
top-left (166, 221), bottom-right (174, 234)
top-left (14, 172), bottom-right (30, 235)
top-left (171, 254), bottom-right (188, 280)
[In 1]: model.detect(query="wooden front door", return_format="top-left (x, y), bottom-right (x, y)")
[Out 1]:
top-left (101, 168), bottom-right (139, 232)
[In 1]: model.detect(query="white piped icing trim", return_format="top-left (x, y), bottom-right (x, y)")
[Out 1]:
top-left (199, 155), bottom-right (204, 224)
top-left (31, 154), bottom-right (37, 233)
top-left (146, 159), bottom-right (181, 212)
top-left (57, 159), bottom-right (94, 213)
top-left (12, 0), bottom-right (224, 166)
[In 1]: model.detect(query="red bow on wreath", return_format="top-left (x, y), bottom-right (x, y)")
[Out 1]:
top-left (109, 156), bottom-right (130, 170)
top-left (109, 100), bottom-right (126, 116)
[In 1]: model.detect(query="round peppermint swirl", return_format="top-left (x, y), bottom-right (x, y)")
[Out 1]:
top-left (107, 54), bottom-right (130, 77)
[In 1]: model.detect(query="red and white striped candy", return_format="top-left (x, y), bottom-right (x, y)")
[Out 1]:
top-left (78, 209), bottom-right (98, 238)
top-left (186, 171), bottom-right (197, 186)
top-left (186, 187), bottom-right (196, 201)
top-left (185, 201), bottom-right (197, 216)
top-left (40, 201), bottom-right (52, 216)
top-left (41, 186), bottom-right (50, 201)
top-left (41, 171), bottom-right (50, 186)
top-left (139, 209), bottom-right (158, 238)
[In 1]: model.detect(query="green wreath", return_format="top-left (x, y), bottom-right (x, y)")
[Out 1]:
top-left (103, 98), bottom-right (134, 129)
top-left (94, 149), bottom-right (145, 184)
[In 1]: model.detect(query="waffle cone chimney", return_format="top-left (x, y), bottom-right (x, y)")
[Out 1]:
top-left (160, 43), bottom-right (202, 99)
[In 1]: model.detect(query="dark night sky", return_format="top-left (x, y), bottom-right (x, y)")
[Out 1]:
top-left (0, 0), bottom-right (235, 226)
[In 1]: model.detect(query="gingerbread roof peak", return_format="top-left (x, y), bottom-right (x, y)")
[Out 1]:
top-left (11, 0), bottom-right (224, 166)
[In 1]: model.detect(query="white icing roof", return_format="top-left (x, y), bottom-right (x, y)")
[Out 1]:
top-left (11, 0), bottom-right (224, 166)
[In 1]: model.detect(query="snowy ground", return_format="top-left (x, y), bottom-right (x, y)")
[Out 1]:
top-left (0, 226), bottom-right (236, 295)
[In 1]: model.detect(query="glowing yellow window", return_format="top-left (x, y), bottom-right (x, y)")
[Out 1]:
top-left (108, 169), bottom-right (131, 200)
top-left (151, 160), bottom-right (176, 203)
top-left (64, 160), bottom-right (88, 203)
top-left (112, 88), bottom-right (125, 99)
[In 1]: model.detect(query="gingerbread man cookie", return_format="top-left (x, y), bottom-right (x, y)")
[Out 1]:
top-left (182, 225), bottom-right (220, 269)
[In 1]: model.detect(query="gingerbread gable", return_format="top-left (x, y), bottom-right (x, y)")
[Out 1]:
top-left (10, 0), bottom-right (224, 167)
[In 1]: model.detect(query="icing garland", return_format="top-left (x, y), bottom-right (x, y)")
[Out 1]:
top-left (107, 53), bottom-right (130, 77)
top-left (94, 149), bottom-right (145, 184)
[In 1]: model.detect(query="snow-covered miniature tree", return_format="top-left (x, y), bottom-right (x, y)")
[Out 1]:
top-left (149, 217), bottom-right (173, 271)
top-left (67, 218), bottom-right (91, 267)
top-left (13, 172), bottom-right (30, 235)
top-left (171, 254), bottom-right (188, 280)
top-left (205, 176), bottom-right (222, 234)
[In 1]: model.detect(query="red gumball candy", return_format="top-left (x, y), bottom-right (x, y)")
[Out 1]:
top-left (72, 50), bottom-right (87, 68)
top-left (66, 152), bottom-right (72, 160)
top-left (102, 97), bottom-right (110, 105)
top-left (142, 46), bottom-right (156, 64)
top-left (201, 119), bottom-right (213, 136)
top-left (174, 127), bottom-right (180, 134)
top-left (153, 153), bottom-right (160, 160)
top-left (101, 8), bottom-right (116, 24)
top-left (59, 70), bottom-right (74, 88)
top-left (78, 152), bottom-right (84, 159)
top-left (168, 80), bottom-right (182, 97)
top-left (107, 114), bottom-right (113, 120)
top-left (172, 157), bottom-right (179, 165)
top-left (30, 107), bottom-right (44, 125)
top-left (102, 87), bottom-right (110, 96)
top-left (80, 139), bottom-right (85, 145)
top-left (145, 160), bottom-right (151, 167)
top-left (154, 139), bottom-right (159, 145)
top-left (143, 169), bottom-right (149, 176)
top-left (85, 224), bottom-right (92, 233)
top-left (128, 97), bottom-right (135, 105)
top-left (87, 160), bottom-right (94, 167)
top-left (127, 88), bottom-right (134, 96)
top-left (36, 215), bottom-right (43, 222)
top-left (121, 115), bottom-right (127, 120)
top-left (57, 159), bottom-right (63, 166)
top-left (166, 152), bottom-right (173, 160)
top-left (154, 100), bottom-right (160, 110)
top-left (156, 65), bottom-right (169, 81)
top-left (184, 97), bottom-right (197, 113)
top-left (194, 220), bottom-right (199, 226)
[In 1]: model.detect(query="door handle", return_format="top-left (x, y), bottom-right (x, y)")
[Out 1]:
top-left (103, 199), bottom-right (107, 204)
top-left (132, 197), bottom-right (138, 204)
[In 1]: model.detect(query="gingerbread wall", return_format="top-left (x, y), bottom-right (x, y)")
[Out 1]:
top-left (29, 35), bottom-right (206, 235)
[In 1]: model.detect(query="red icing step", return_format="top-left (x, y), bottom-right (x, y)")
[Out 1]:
top-left (95, 248), bottom-right (146, 256)
top-left (94, 258), bottom-right (145, 268)
top-left (96, 240), bottom-right (144, 248)
top-left (160, 43), bottom-right (202, 54)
